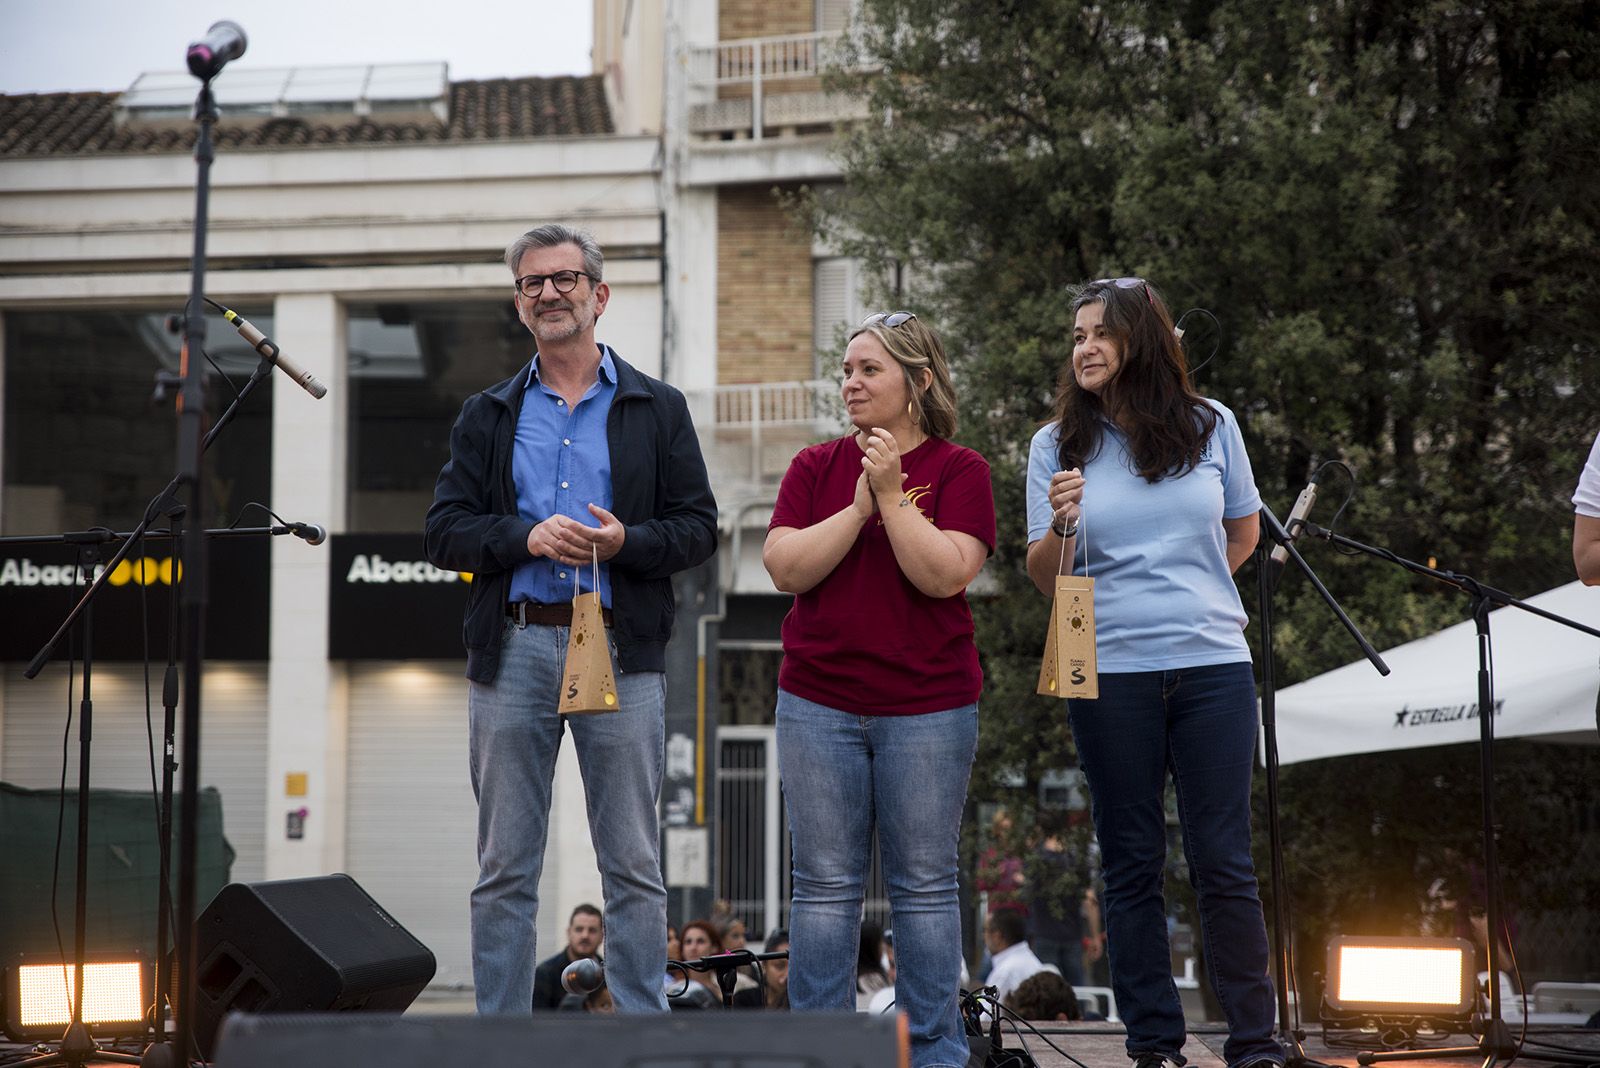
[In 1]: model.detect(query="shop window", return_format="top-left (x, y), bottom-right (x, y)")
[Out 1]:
top-left (345, 301), bottom-right (528, 533)
top-left (2, 310), bottom-right (272, 536)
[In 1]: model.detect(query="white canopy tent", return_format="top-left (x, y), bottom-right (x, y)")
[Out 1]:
top-left (1271, 581), bottom-right (1600, 764)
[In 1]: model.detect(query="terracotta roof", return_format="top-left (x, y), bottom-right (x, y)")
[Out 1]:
top-left (0, 74), bottom-right (613, 158)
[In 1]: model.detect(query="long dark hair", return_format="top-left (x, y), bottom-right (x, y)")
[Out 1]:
top-left (1052, 280), bottom-right (1218, 482)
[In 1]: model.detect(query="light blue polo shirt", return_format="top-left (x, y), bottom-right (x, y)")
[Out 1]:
top-left (1025, 399), bottom-right (1261, 672)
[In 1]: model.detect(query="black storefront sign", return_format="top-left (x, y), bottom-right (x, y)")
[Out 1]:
top-left (0, 538), bottom-right (269, 662)
top-left (327, 534), bottom-right (470, 660)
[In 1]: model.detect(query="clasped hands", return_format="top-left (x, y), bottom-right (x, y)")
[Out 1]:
top-left (527, 503), bottom-right (625, 565)
top-left (852, 426), bottom-right (912, 520)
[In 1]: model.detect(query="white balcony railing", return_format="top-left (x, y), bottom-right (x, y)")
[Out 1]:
top-left (687, 31), bottom-right (843, 87)
top-left (685, 380), bottom-right (844, 499)
top-left (684, 31), bottom-right (866, 141)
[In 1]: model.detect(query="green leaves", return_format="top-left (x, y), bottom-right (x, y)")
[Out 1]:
top-left (814, 0), bottom-right (1600, 958)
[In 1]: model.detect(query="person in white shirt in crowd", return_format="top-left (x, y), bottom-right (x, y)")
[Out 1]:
top-left (985, 909), bottom-right (1052, 1010)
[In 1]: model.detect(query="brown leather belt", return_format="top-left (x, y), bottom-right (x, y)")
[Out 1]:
top-left (507, 601), bottom-right (613, 627)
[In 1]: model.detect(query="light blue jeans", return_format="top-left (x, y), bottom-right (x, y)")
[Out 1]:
top-left (468, 619), bottom-right (669, 1015)
top-left (776, 689), bottom-right (978, 1068)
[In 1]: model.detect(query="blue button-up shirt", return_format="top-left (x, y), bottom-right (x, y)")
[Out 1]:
top-left (509, 346), bottom-right (617, 608)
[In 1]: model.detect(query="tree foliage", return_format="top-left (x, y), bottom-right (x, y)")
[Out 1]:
top-left (808, 0), bottom-right (1600, 977)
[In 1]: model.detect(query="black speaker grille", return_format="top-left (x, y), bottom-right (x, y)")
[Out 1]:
top-left (191, 874), bottom-right (435, 1058)
top-left (252, 876), bottom-right (434, 1002)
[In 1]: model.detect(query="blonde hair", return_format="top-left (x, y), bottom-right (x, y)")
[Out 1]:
top-left (847, 315), bottom-right (959, 439)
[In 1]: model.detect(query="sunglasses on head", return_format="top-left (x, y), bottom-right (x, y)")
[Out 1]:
top-left (860, 311), bottom-right (916, 328)
top-left (1090, 277), bottom-right (1154, 304)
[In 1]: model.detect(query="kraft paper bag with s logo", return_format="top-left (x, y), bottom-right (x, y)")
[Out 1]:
top-left (559, 545), bottom-right (618, 714)
top-left (1037, 575), bottom-right (1099, 699)
top-left (1037, 504), bottom-right (1099, 699)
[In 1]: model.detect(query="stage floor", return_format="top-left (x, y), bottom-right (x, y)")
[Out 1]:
top-left (16, 1014), bottom-right (1599, 1066)
top-left (1010, 1021), bottom-right (1600, 1068)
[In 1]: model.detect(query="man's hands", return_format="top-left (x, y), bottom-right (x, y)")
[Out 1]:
top-left (526, 503), bottom-right (626, 565)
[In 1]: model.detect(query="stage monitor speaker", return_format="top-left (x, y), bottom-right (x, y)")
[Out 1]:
top-left (191, 873), bottom-right (435, 1059)
top-left (213, 1012), bottom-right (908, 1068)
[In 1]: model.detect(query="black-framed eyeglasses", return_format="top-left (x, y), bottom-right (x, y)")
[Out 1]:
top-left (1090, 277), bottom-right (1154, 304)
top-left (514, 270), bottom-right (596, 298)
top-left (861, 310), bottom-right (916, 328)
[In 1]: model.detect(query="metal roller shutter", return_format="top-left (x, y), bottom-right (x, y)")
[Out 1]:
top-left (1, 662), bottom-right (269, 882)
top-left (344, 662), bottom-right (477, 989)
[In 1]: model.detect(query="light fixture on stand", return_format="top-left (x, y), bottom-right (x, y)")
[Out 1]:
top-left (1320, 935), bottom-right (1477, 1050)
top-left (4, 955), bottom-right (150, 1050)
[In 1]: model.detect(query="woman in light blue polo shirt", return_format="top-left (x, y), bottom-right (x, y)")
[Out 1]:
top-left (1024, 278), bottom-right (1280, 1068)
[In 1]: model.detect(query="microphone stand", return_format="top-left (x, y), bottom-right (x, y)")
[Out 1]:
top-left (1255, 505), bottom-right (1390, 1068)
top-left (0, 538), bottom-right (142, 1067)
top-left (1287, 522), bottom-right (1600, 1068)
top-left (672, 949), bottom-right (791, 1009)
top-left (169, 70), bottom-right (221, 1068)
top-left (0, 521), bottom-right (319, 1068)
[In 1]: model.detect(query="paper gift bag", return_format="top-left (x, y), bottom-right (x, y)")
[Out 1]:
top-left (1037, 574), bottom-right (1098, 699)
top-left (559, 549), bottom-right (618, 714)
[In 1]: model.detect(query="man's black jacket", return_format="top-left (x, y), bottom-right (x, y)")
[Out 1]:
top-left (424, 351), bottom-right (718, 683)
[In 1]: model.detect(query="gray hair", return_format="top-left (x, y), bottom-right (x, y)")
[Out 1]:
top-left (504, 224), bottom-right (604, 280)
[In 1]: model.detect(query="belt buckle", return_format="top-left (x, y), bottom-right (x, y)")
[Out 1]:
top-left (509, 602), bottom-right (528, 629)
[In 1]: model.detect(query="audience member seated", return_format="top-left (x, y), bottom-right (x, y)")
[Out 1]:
top-left (583, 983), bottom-right (615, 1013)
top-left (985, 908), bottom-right (1050, 1008)
top-left (733, 928), bottom-right (791, 1010)
top-left (533, 904), bottom-right (604, 1011)
top-left (1009, 970), bottom-right (1102, 1022)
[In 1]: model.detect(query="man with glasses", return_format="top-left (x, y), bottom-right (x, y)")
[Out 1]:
top-left (426, 223), bottom-right (718, 1015)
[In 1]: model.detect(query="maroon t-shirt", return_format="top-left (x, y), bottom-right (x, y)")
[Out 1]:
top-left (769, 435), bottom-right (996, 716)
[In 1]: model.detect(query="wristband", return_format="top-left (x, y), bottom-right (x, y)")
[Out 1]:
top-left (1051, 515), bottom-right (1079, 539)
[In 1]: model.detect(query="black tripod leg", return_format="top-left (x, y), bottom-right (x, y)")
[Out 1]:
top-left (1255, 533), bottom-right (1340, 1068)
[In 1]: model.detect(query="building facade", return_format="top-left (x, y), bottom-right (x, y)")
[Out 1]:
top-left (0, 0), bottom-right (875, 989)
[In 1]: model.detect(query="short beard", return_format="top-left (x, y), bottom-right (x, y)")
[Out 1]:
top-left (525, 291), bottom-right (596, 344)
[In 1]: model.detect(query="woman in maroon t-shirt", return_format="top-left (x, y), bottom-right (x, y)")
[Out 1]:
top-left (764, 312), bottom-right (995, 1068)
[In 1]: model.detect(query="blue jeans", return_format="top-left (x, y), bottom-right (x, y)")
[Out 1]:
top-left (1068, 662), bottom-right (1280, 1068)
top-left (468, 619), bottom-right (669, 1015)
top-left (777, 689), bottom-right (977, 1068)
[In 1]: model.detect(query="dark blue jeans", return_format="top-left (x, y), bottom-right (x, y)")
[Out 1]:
top-left (1068, 662), bottom-right (1280, 1068)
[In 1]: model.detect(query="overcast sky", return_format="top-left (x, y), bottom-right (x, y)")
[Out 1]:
top-left (0, 0), bottom-right (594, 95)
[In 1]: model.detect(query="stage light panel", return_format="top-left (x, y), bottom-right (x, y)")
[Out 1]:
top-left (1324, 936), bottom-right (1476, 1017)
top-left (5, 957), bottom-right (147, 1040)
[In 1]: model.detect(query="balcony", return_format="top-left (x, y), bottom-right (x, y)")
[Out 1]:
top-left (684, 31), bottom-right (868, 142)
top-left (685, 380), bottom-right (844, 505)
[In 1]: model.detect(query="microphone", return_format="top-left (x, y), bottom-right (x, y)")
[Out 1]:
top-left (216, 304), bottom-right (329, 399)
top-left (289, 523), bottom-right (327, 547)
top-left (1268, 473), bottom-right (1321, 580)
top-left (561, 956), bottom-right (604, 996)
top-left (186, 21), bottom-right (248, 79)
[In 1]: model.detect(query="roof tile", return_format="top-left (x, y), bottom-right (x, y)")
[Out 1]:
top-left (0, 74), bottom-right (614, 158)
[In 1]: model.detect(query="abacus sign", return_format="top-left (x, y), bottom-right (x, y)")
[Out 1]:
top-left (328, 534), bottom-right (472, 660)
top-left (0, 556), bottom-right (187, 588)
top-left (0, 540), bottom-right (269, 661)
